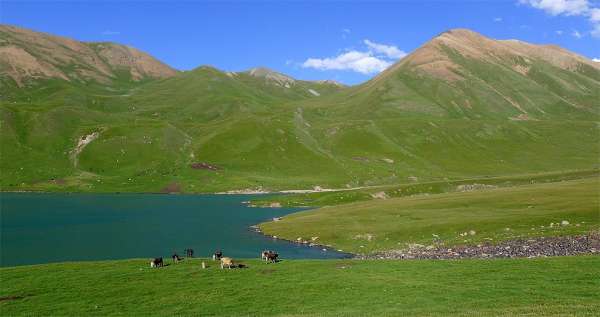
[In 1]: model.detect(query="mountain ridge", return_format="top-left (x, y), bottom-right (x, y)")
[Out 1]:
top-left (0, 24), bottom-right (178, 86)
top-left (2, 24), bottom-right (599, 88)
top-left (1, 25), bottom-right (598, 193)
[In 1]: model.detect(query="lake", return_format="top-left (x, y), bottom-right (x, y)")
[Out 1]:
top-left (0, 193), bottom-right (348, 266)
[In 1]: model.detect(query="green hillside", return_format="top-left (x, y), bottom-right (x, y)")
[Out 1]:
top-left (1, 26), bottom-right (599, 193)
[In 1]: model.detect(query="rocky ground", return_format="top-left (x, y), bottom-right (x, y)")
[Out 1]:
top-left (357, 233), bottom-right (600, 260)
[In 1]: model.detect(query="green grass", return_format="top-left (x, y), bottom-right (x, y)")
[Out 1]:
top-left (259, 178), bottom-right (600, 254)
top-left (2, 42), bottom-right (599, 193)
top-left (250, 169), bottom-right (600, 208)
top-left (1, 256), bottom-right (599, 316)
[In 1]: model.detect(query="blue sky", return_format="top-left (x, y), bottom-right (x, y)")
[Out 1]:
top-left (2, 0), bottom-right (599, 84)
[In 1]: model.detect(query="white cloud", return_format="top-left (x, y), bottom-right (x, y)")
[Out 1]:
top-left (363, 40), bottom-right (407, 59)
top-left (520, 0), bottom-right (600, 38)
top-left (494, 17), bottom-right (503, 22)
top-left (302, 39), bottom-right (406, 74)
top-left (520, 0), bottom-right (588, 16)
top-left (556, 30), bottom-right (564, 35)
top-left (572, 29), bottom-right (583, 38)
top-left (593, 58), bottom-right (600, 62)
top-left (590, 8), bottom-right (600, 21)
top-left (303, 51), bottom-right (392, 74)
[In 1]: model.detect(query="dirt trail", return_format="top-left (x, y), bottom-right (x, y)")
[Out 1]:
top-left (216, 185), bottom-right (385, 195)
top-left (71, 131), bottom-right (101, 168)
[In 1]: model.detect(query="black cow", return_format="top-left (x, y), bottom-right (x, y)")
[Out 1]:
top-left (213, 250), bottom-right (223, 261)
top-left (172, 253), bottom-right (183, 263)
top-left (150, 257), bottom-right (163, 268)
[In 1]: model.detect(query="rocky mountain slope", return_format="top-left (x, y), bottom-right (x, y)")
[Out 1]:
top-left (0, 26), bottom-right (598, 193)
top-left (333, 28), bottom-right (599, 121)
top-left (0, 24), bottom-right (177, 87)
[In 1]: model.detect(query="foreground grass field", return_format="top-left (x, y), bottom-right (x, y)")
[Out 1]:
top-left (1, 256), bottom-right (599, 316)
top-left (260, 178), bottom-right (600, 254)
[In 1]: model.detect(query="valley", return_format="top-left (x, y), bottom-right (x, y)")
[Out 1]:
top-left (2, 26), bottom-right (599, 194)
top-left (1, 21), bottom-right (599, 316)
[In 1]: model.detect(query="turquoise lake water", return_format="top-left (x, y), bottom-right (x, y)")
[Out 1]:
top-left (0, 193), bottom-right (348, 266)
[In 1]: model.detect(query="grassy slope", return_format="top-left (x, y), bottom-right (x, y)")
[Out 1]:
top-left (259, 178), bottom-right (600, 254)
top-left (250, 169), bottom-right (600, 207)
top-left (2, 99), bottom-right (598, 193)
top-left (1, 39), bottom-right (599, 193)
top-left (1, 257), bottom-right (599, 316)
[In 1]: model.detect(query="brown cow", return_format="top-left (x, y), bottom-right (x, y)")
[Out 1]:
top-left (220, 257), bottom-right (234, 269)
top-left (261, 250), bottom-right (278, 263)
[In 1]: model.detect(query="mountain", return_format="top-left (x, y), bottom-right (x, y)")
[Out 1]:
top-left (330, 28), bottom-right (599, 121)
top-left (0, 24), bottom-right (177, 87)
top-left (1, 26), bottom-right (598, 193)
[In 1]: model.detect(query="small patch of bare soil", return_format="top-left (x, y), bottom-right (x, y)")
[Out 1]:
top-left (50, 178), bottom-right (66, 185)
top-left (190, 162), bottom-right (220, 171)
top-left (0, 294), bottom-right (30, 302)
top-left (161, 182), bottom-right (182, 193)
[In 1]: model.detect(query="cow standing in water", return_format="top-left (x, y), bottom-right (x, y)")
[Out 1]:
top-left (185, 248), bottom-right (194, 258)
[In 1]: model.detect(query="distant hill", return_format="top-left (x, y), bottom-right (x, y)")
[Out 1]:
top-left (1, 25), bottom-right (598, 193)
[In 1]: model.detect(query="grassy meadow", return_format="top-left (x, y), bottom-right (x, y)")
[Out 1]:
top-left (1, 256), bottom-right (599, 316)
top-left (259, 177), bottom-right (600, 254)
top-left (250, 169), bottom-right (600, 208)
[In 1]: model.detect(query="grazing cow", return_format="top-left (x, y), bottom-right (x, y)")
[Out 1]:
top-left (264, 251), bottom-right (279, 263)
top-left (261, 250), bottom-right (274, 261)
top-left (213, 250), bottom-right (223, 261)
top-left (172, 253), bottom-right (183, 263)
top-left (184, 248), bottom-right (194, 258)
top-left (150, 257), bottom-right (163, 268)
top-left (220, 257), bottom-right (234, 269)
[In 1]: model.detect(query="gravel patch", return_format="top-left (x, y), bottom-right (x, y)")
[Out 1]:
top-left (357, 233), bottom-right (600, 260)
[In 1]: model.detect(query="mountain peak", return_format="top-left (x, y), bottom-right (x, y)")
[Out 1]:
top-left (314, 79), bottom-right (346, 87)
top-left (378, 27), bottom-right (599, 84)
top-left (243, 66), bottom-right (296, 87)
top-left (0, 24), bottom-right (177, 86)
top-left (440, 28), bottom-right (484, 38)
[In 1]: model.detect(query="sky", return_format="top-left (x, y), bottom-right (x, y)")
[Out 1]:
top-left (1, 0), bottom-right (599, 85)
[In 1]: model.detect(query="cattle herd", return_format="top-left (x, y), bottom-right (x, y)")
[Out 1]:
top-left (149, 249), bottom-right (279, 269)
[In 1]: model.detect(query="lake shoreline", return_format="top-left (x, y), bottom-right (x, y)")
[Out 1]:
top-left (0, 186), bottom-right (370, 196)
top-left (1, 193), bottom-right (345, 267)
top-left (250, 224), bottom-right (356, 258)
